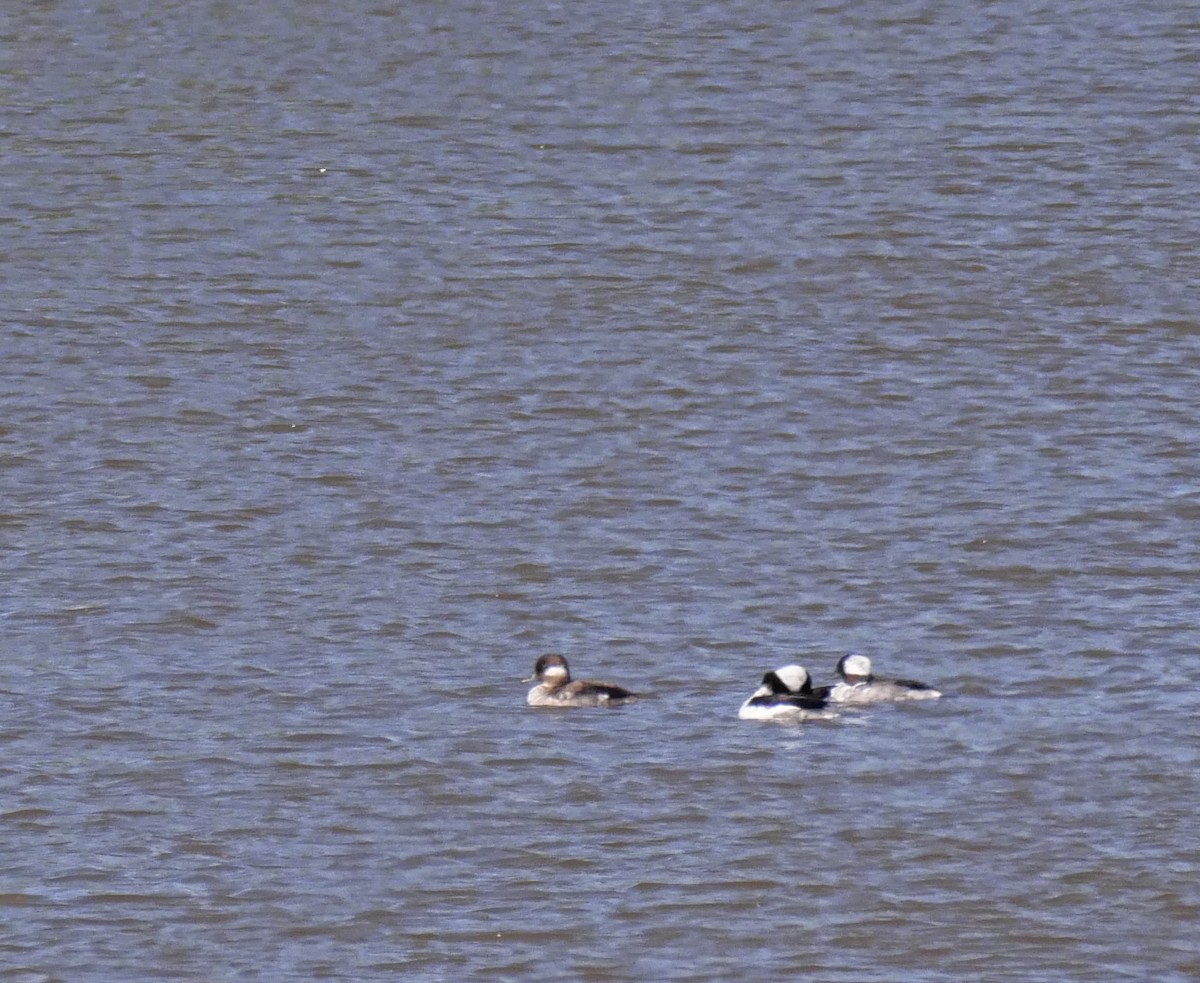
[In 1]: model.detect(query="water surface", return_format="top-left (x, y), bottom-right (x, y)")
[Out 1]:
top-left (3, 0), bottom-right (1199, 980)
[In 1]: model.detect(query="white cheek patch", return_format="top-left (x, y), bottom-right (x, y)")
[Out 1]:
top-left (843, 654), bottom-right (872, 676)
top-left (774, 665), bottom-right (809, 692)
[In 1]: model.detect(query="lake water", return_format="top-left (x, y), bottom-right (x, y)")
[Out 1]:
top-left (3, 0), bottom-right (1199, 980)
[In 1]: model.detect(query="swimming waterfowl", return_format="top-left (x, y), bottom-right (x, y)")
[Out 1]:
top-left (829, 653), bottom-right (942, 704)
top-left (739, 665), bottom-right (837, 721)
top-left (525, 654), bottom-right (639, 708)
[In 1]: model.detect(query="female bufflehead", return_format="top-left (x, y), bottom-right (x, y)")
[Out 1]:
top-left (829, 653), bottom-right (942, 704)
top-left (739, 665), bottom-right (837, 722)
top-left (525, 654), bottom-right (639, 708)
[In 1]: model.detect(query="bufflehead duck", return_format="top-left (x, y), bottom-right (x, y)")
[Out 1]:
top-left (829, 653), bottom-right (942, 704)
top-left (525, 654), bottom-right (639, 708)
top-left (739, 665), bottom-right (837, 722)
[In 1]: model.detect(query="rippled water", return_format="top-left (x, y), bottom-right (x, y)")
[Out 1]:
top-left (4, 0), bottom-right (1200, 980)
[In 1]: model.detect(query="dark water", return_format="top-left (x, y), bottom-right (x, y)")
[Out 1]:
top-left (3, 0), bottom-right (1200, 980)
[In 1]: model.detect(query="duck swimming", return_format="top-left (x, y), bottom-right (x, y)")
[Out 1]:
top-left (739, 665), bottom-right (837, 721)
top-left (525, 654), bottom-right (639, 708)
top-left (829, 653), bottom-right (942, 704)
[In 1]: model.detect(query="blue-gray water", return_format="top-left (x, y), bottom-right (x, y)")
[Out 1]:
top-left (3, 1), bottom-right (1199, 980)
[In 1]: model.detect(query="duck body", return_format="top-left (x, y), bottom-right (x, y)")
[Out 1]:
top-left (829, 653), bottom-right (942, 704)
top-left (525, 654), bottom-right (638, 708)
top-left (739, 665), bottom-right (837, 722)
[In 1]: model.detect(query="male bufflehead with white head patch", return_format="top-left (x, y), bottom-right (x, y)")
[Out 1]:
top-left (525, 654), bottom-right (639, 708)
top-left (739, 665), bottom-right (837, 721)
top-left (829, 653), bottom-right (942, 704)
